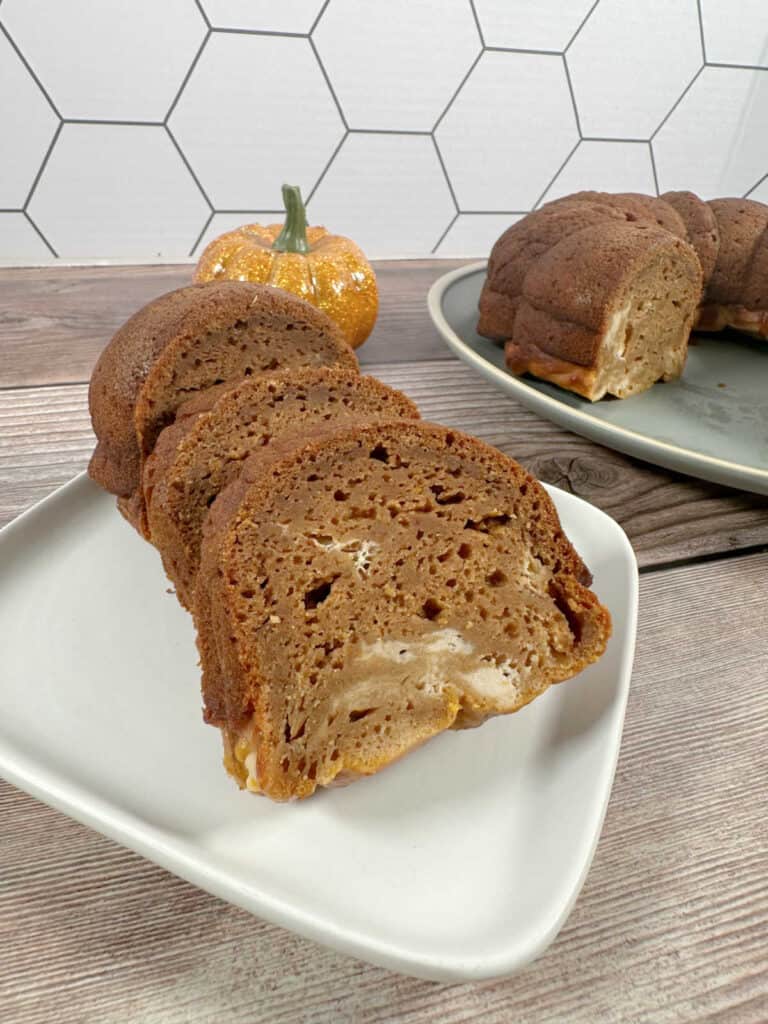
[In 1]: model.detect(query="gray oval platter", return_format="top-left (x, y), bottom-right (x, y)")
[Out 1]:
top-left (428, 263), bottom-right (768, 496)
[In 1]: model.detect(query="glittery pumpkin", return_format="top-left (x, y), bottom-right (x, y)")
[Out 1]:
top-left (194, 185), bottom-right (378, 349)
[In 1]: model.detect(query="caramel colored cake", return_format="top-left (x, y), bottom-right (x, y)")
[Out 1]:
top-left (88, 281), bottom-right (357, 531)
top-left (195, 421), bottom-right (611, 801)
top-left (479, 190), bottom-right (768, 401)
top-left (546, 190), bottom-right (689, 237)
top-left (145, 368), bottom-right (420, 610)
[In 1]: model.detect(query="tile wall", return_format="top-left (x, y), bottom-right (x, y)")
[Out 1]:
top-left (0, 0), bottom-right (766, 263)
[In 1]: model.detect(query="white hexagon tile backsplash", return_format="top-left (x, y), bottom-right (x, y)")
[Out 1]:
top-left (0, 0), bottom-right (766, 263)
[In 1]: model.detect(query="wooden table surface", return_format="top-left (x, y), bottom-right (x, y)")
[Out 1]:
top-left (1, 261), bottom-right (767, 1024)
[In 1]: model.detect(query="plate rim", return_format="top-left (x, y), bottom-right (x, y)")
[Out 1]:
top-left (427, 261), bottom-right (768, 494)
top-left (0, 472), bottom-right (638, 982)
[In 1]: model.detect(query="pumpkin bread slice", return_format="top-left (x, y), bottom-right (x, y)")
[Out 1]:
top-left (145, 368), bottom-right (419, 610)
top-left (88, 280), bottom-right (357, 532)
top-left (195, 420), bottom-right (611, 801)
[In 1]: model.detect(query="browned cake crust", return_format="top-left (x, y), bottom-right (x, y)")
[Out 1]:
top-left (478, 201), bottom-right (630, 340)
top-left (478, 192), bottom-right (689, 343)
top-left (194, 420), bottom-right (611, 800)
top-left (696, 198), bottom-right (768, 338)
top-left (661, 190), bottom-right (720, 283)
top-left (506, 222), bottom-right (702, 400)
top-left (144, 368), bottom-right (420, 610)
top-left (545, 191), bottom-right (688, 237)
top-left (88, 280), bottom-right (357, 515)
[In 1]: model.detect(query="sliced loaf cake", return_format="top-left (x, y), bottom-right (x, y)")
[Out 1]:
top-left (195, 420), bottom-right (611, 800)
top-left (88, 281), bottom-right (357, 532)
top-left (145, 368), bottom-right (419, 609)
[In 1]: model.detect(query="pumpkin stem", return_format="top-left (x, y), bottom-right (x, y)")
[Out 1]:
top-left (272, 184), bottom-right (311, 254)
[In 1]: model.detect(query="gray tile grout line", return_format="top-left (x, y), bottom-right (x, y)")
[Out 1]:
top-left (706, 61), bottom-right (768, 71)
top-left (456, 210), bottom-right (530, 215)
top-left (563, 0), bottom-right (601, 53)
top-left (0, 19), bottom-right (61, 118)
top-left (160, 28), bottom-right (215, 221)
top-left (63, 119), bottom-right (164, 127)
top-left (165, 27), bottom-right (211, 123)
top-left (562, 53), bottom-right (582, 138)
top-left (432, 47), bottom-right (484, 134)
top-left (188, 210), bottom-right (214, 258)
top-left (347, 128), bottom-right (432, 136)
top-left (695, 0), bottom-right (707, 62)
top-left (532, 138), bottom-right (581, 209)
top-left (648, 141), bottom-right (660, 196)
top-left (431, 212), bottom-right (460, 254)
top-left (309, 0), bottom-right (332, 36)
top-left (210, 26), bottom-right (308, 38)
top-left (581, 136), bottom-right (649, 144)
top-left (23, 120), bottom-right (63, 210)
top-left (164, 124), bottom-right (215, 211)
top-left (213, 209), bottom-right (284, 215)
top-left (467, 0), bottom-right (484, 47)
top-left (744, 171), bottom-right (768, 199)
top-left (309, 36), bottom-right (349, 131)
top-left (650, 64), bottom-right (705, 140)
top-left (304, 130), bottom-right (348, 205)
top-left (485, 46), bottom-right (561, 56)
top-left (192, 0), bottom-right (210, 29)
top-left (430, 135), bottom-right (460, 214)
top-left (24, 210), bottom-right (57, 258)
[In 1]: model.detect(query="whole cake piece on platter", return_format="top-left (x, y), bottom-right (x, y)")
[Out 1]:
top-left (478, 190), bottom-right (768, 401)
top-left (496, 219), bottom-right (701, 401)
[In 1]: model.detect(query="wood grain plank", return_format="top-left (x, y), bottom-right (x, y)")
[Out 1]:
top-left (0, 260), bottom-right (466, 388)
top-left (0, 384), bottom-right (93, 525)
top-left (2, 553), bottom-right (766, 1024)
top-left (2, 369), bottom-right (766, 568)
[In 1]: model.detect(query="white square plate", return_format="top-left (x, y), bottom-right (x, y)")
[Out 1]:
top-left (0, 474), bottom-right (637, 981)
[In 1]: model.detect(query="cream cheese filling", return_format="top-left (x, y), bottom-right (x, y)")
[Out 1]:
top-left (228, 626), bottom-right (528, 794)
top-left (233, 732), bottom-right (261, 793)
top-left (306, 532), bottom-right (379, 575)
top-left (594, 302), bottom-right (632, 399)
top-left (356, 628), bottom-right (522, 709)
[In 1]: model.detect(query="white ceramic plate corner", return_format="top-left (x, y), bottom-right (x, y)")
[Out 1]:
top-left (428, 262), bottom-right (768, 495)
top-left (0, 474), bottom-right (637, 981)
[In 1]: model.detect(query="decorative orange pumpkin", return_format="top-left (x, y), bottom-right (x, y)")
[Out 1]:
top-left (194, 184), bottom-right (378, 349)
